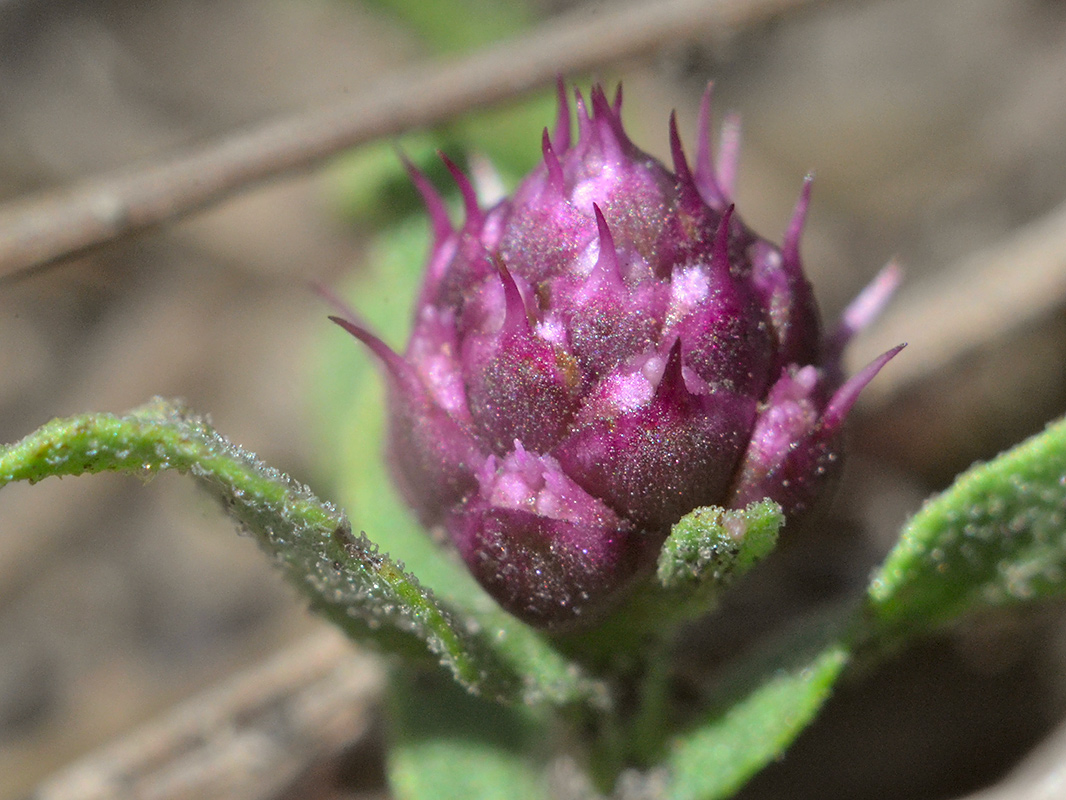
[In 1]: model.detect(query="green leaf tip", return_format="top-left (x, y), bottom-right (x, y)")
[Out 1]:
top-left (658, 499), bottom-right (784, 591)
top-left (665, 637), bottom-right (848, 800)
top-left (388, 666), bottom-right (552, 800)
top-left (867, 414), bottom-right (1066, 634)
top-left (577, 500), bottom-right (784, 645)
top-left (0, 398), bottom-right (606, 709)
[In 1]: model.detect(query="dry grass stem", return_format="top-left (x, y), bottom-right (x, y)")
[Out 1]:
top-left (850, 197), bottom-right (1066, 408)
top-left (0, 0), bottom-right (821, 282)
top-left (31, 630), bottom-right (382, 800)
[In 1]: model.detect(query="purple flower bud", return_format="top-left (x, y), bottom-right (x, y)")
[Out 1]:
top-left (334, 82), bottom-right (902, 630)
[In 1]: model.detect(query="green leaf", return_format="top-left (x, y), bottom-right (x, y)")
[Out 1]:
top-left (656, 500), bottom-right (783, 615)
top-left (659, 415), bottom-right (1066, 799)
top-left (664, 617), bottom-right (850, 800)
top-left (659, 501), bottom-right (783, 591)
top-left (567, 502), bottom-right (784, 660)
top-left (0, 399), bottom-right (603, 706)
top-left (388, 666), bottom-right (552, 800)
top-left (867, 414), bottom-right (1066, 635)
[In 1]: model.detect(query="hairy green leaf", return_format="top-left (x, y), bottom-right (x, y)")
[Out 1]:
top-left (656, 500), bottom-right (783, 618)
top-left (664, 618), bottom-right (850, 800)
top-left (658, 414), bottom-right (1066, 799)
top-left (0, 399), bottom-right (604, 706)
top-left (868, 415), bottom-right (1066, 635)
top-left (563, 501), bottom-right (784, 662)
top-left (388, 667), bottom-right (552, 800)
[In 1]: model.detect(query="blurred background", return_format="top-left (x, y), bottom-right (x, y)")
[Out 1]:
top-left (1, 0), bottom-right (1065, 798)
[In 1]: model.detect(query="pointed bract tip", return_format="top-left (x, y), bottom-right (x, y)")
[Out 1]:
top-left (573, 87), bottom-right (592, 144)
top-left (398, 150), bottom-right (452, 243)
top-left (783, 174), bottom-right (814, 266)
top-left (438, 151), bottom-right (482, 229)
top-left (553, 76), bottom-right (571, 151)
top-left (589, 84), bottom-right (628, 148)
top-left (711, 204), bottom-right (736, 275)
top-left (329, 315), bottom-right (412, 384)
top-left (715, 112), bottom-right (742, 200)
top-left (573, 87), bottom-right (590, 121)
top-left (591, 203), bottom-right (621, 282)
top-left (822, 343), bottom-right (905, 430)
top-left (828, 259), bottom-right (904, 358)
top-left (311, 280), bottom-right (361, 322)
top-left (693, 84), bottom-right (741, 207)
top-left (668, 112), bottom-right (690, 178)
top-left (669, 111), bottom-right (701, 209)
top-left (845, 259), bottom-right (902, 331)
top-left (492, 256), bottom-right (535, 333)
top-left (590, 84), bottom-right (612, 119)
top-left (467, 151), bottom-right (507, 208)
top-left (695, 83), bottom-right (720, 200)
top-left (655, 338), bottom-right (688, 401)
top-left (542, 128), bottom-right (565, 192)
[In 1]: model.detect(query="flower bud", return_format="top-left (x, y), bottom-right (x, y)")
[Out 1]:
top-left (333, 82), bottom-right (901, 630)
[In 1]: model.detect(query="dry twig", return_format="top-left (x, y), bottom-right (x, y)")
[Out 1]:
top-left (0, 0), bottom-right (822, 281)
top-left (31, 630), bottom-right (382, 800)
top-left (849, 197), bottom-right (1066, 407)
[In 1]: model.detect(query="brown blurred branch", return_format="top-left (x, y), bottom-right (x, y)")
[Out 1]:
top-left (849, 196), bottom-right (1066, 408)
top-left (0, 0), bottom-right (823, 282)
top-left (31, 630), bottom-right (383, 800)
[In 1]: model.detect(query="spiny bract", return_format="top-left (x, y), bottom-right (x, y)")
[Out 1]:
top-left (334, 82), bottom-right (901, 631)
